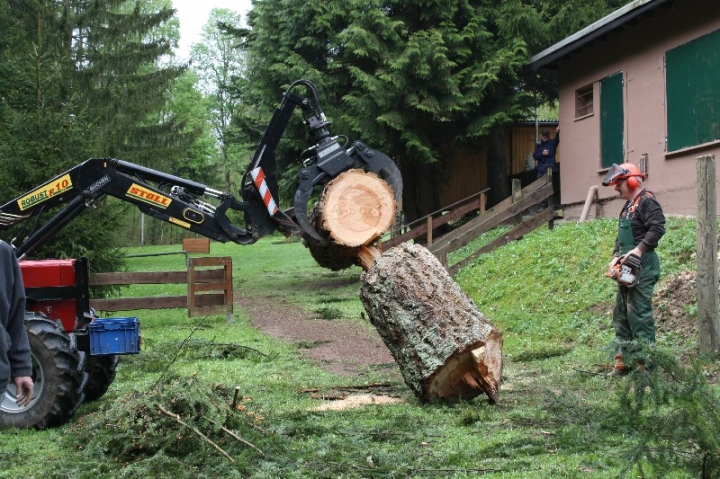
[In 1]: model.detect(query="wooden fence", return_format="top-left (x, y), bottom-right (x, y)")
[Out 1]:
top-left (378, 189), bottom-right (490, 251)
top-left (89, 256), bottom-right (234, 321)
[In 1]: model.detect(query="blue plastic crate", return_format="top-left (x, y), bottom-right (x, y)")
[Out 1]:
top-left (89, 317), bottom-right (140, 355)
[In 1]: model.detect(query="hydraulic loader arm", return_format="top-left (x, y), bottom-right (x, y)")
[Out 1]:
top-left (0, 79), bottom-right (402, 259)
top-left (241, 79), bottom-right (402, 244)
top-left (0, 158), bottom-right (264, 259)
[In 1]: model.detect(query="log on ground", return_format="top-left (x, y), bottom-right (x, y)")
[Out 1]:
top-left (360, 243), bottom-right (502, 403)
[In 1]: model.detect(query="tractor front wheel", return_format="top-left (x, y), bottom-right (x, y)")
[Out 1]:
top-left (0, 314), bottom-right (87, 429)
top-left (83, 354), bottom-right (119, 401)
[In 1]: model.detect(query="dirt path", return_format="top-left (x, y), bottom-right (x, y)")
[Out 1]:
top-left (235, 291), bottom-right (398, 378)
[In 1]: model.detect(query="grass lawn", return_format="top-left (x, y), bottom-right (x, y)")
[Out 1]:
top-left (0, 215), bottom-right (715, 478)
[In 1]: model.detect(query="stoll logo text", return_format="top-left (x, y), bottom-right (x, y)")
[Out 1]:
top-left (126, 183), bottom-right (172, 209)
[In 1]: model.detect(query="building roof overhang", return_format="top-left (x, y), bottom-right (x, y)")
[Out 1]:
top-left (528, 0), bottom-right (673, 71)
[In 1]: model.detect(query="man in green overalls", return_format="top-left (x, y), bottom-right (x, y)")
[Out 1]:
top-left (602, 163), bottom-right (665, 376)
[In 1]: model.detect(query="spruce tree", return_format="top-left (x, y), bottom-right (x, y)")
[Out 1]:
top-left (0, 0), bottom-right (195, 266)
top-left (235, 0), bottom-right (626, 219)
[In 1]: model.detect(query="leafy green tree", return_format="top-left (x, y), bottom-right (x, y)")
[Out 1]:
top-left (235, 0), bottom-right (626, 220)
top-left (189, 8), bottom-right (247, 193)
top-left (163, 70), bottom-right (217, 183)
top-left (117, 68), bottom-right (219, 246)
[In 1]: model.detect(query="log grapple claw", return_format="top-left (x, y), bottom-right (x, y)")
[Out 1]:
top-left (292, 139), bottom-right (402, 245)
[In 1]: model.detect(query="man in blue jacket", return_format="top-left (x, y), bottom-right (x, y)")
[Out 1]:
top-left (0, 240), bottom-right (33, 406)
top-left (533, 126), bottom-right (560, 178)
top-left (533, 126), bottom-right (560, 210)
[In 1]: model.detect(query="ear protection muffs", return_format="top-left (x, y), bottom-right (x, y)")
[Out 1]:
top-left (627, 175), bottom-right (639, 190)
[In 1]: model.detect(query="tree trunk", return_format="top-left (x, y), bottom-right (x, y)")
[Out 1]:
top-left (486, 124), bottom-right (508, 207)
top-left (360, 243), bottom-right (502, 403)
top-left (398, 156), bottom-right (442, 223)
top-left (305, 169), bottom-right (397, 271)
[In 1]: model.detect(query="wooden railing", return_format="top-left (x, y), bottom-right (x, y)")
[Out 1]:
top-left (89, 256), bottom-right (234, 321)
top-left (430, 170), bottom-right (556, 275)
top-left (378, 190), bottom-right (490, 251)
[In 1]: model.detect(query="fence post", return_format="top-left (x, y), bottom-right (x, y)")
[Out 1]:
top-left (426, 216), bottom-right (433, 246)
top-left (438, 250), bottom-right (449, 269)
top-left (512, 178), bottom-right (522, 224)
top-left (696, 155), bottom-right (720, 352)
top-left (547, 167), bottom-right (555, 231)
top-left (187, 256), bottom-right (234, 323)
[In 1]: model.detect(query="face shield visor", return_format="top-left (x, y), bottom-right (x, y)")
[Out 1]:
top-left (602, 164), bottom-right (629, 186)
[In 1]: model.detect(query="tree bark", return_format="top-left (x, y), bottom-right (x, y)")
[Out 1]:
top-left (360, 243), bottom-right (502, 403)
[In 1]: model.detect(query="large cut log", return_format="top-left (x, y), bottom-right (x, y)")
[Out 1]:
top-left (360, 243), bottom-right (502, 403)
top-left (306, 169), bottom-right (397, 271)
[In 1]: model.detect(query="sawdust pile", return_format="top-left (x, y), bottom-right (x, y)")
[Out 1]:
top-left (300, 384), bottom-right (404, 411)
top-left (312, 393), bottom-right (402, 411)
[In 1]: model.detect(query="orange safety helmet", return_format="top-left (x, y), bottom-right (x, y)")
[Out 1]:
top-left (602, 163), bottom-right (645, 189)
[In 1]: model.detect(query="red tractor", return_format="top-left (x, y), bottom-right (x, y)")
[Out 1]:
top-left (0, 80), bottom-right (401, 428)
top-left (3, 258), bottom-right (114, 428)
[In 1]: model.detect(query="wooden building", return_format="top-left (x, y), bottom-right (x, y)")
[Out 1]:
top-left (529, 0), bottom-right (720, 219)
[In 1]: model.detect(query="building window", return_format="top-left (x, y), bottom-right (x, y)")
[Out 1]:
top-left (600, 72), bottom-right (624, 168)
top-left (666, 28), bottom-right (720, 152)
top-left (575, 84), bottom-right (594, 118)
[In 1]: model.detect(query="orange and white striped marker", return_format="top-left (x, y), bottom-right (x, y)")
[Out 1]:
top-left (250, 167), bottom-right (279, 216)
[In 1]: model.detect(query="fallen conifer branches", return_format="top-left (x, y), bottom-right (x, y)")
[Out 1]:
top-left (157, 404), bottom-right (235, 462)
top-left (74, 375), bottom-right (266, 468)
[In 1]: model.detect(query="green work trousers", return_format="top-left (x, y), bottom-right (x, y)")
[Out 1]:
top-left (612, 250), bottom-right (660, 346)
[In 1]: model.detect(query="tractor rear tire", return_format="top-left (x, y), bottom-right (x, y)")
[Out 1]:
top-left (0, 314), bottom-right (87, 429)
top-left (83, 354), bottom-right (119, 401)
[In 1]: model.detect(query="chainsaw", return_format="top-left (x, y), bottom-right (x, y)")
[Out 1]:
top-left (606, 253), bottom-right (641, 287)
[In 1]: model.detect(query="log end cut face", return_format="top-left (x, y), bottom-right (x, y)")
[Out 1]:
top-left (425, 331), bottom-right (503, 404)
top-left (321, 170), bottom-right (397, 247)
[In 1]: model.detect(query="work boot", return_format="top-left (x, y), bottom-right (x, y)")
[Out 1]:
top-left (608, 354), bottom-right (629, 377)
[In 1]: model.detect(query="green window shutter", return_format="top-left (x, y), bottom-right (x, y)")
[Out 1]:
top-left (600, 72), bottom-right (624, 168)
top-left (666, 29), bottom-right (720, 151)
